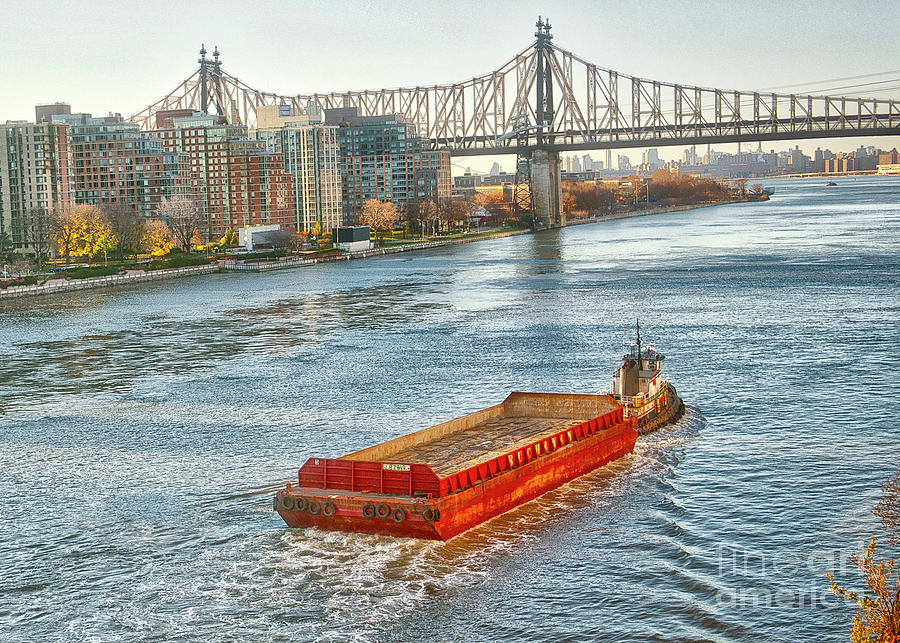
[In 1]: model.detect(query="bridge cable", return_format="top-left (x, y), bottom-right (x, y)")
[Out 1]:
top-left (756, 69), bottom-right (900, 91)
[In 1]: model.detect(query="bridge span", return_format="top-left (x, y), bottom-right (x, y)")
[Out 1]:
top-left (131, 19), bottom-right (900, 227)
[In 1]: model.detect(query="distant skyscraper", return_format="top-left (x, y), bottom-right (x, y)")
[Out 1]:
top-left (582, 154), bottom-right (593, 172)
top-left (489, 162), bottom-right (501, 176)
top-left (571, 156), bottom-right (582, 173)
top-left (642, 148), bottom-right (661, 169)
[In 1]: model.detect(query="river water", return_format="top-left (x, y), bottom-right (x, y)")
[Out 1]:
top-left (1, 176), bottom-right (898, 642)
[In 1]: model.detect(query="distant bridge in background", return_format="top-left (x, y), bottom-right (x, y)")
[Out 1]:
top-left (131, 19), bottom-right (900, 226)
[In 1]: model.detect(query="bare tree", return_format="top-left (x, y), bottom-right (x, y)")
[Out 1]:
top-left (0, 231), bottom-right (14, 265)
top-left (102, 203), bottom-right (144, 257)
top-left (399, 201), bottom-right (428, 238)
top-left (157, 196), bottom-right (200, 251)
top-left (26, 207), bottom-right (54, 266)
top-left (269, 229), bottom-right (302, 251)
top-left (439, 198), bottom-right (470, 233)
top-left (419, 200), bottom-right (438, 236)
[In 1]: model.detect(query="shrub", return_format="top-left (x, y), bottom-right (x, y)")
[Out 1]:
top-left (240, 250), bottom-right (287, 262)
top-left (148, 249), bottom-right (212, 270)
top-left (64, 266), bottom-right (121, 280)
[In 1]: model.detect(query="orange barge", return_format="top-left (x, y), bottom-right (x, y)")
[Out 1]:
top-left (274, 392), bottom-right (639, 541)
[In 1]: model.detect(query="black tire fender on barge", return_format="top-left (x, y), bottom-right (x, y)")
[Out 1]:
top-left (278, 495), bottom-right (295, 511)
top-left (322, 502), bottom-right (336, 517)
top-left (375, 503), bottom-right (391, 519)
top-left (362, 503), bottom-right (376, 518)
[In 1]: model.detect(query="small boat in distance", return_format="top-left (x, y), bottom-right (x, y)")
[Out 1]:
top-left (274, 325), bottom-right (683, 540)
top-left (827, 181), bottom-right (837, 186)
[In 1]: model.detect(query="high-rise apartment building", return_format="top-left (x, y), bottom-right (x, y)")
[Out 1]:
top-left (324, 107), bottom-right (450, 222)
top-left (227, 142), bottom-right (295, 232)
top-left (154, 113), bottom-right (246, 239)
top-left (410, 149), bottom-right (451, 205)
top-left (0, 120), bottom-right (73, 253)
top-left (154, 112), bottom-right (295, 240)
top-left (255, 105), bottom-right (343, 234)
top-left (55, 113), bottom-right (183, 219)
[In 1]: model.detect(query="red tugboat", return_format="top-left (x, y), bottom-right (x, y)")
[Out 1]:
top-left (274, 329), bottom-right (682, 541)
top-left (609, 321), bottom-right (685, 434)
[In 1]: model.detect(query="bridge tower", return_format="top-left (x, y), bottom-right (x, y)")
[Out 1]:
top-left (198, 44), bottom-right (224, 117)
top-left (198, 45), bottom-right (209, 114)
top-left (530, 18), bottom-right (563, 229)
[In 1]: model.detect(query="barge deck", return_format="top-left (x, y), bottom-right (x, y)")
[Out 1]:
top-left (275, 392), bottom-right (634, 540)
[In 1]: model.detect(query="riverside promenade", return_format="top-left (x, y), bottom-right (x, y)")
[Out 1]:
top-left (0, 229), bottom-right (530, 301)
top-left (223, 229), bottom-right (529, 273)
top-left (0, 200), bottom-right (747, 301)
top-left (0, 265), bottom-right (220, 300)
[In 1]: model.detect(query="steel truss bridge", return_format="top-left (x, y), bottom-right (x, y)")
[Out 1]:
top-left (131, 20), bottom-right (899, 227)
top-left (131, 22), bottom-right (900, 156)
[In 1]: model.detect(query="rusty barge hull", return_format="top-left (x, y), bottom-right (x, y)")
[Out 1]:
top-left (275, 392), bottom-right (642, 541)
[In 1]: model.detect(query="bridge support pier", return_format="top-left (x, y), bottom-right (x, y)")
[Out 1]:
top-left (531, 149), bottom-right (564, 228)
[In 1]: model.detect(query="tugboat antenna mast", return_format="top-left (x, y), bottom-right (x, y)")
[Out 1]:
top-left (636, 318), bottom-right (641, 362)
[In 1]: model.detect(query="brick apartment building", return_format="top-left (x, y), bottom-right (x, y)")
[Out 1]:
top-left (153, 111), bottom-right (294, 241)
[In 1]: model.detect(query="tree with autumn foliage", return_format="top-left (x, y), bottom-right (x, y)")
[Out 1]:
top-left (438, 198), bottom-right (470, 234)
top-left (52, 204), bottom-right (115, 264)
top-left (648, 169), bottom-right (730, 204)
top-left (80, 206), bottom-right (116, 260)
top-left (219, 227), bottom-right (239, 248)
top-left (359, 199), bottom-right (399, 246)
top-left (561, 181), bottom-right (617, 216)
top-left (141, 220), bottom-right (176, 257)
top-left (828, 470), bottom-right (900, 643)
top-left (52, 205), bottom-right (78, 265)
top-left (472, 191), bottom-right (510, 217)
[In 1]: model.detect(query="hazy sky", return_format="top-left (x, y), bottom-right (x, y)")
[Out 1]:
top-left (2, 0), bottom-right (898, 171)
